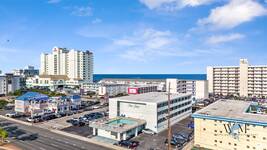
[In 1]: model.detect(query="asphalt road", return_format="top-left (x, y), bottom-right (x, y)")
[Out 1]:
top-left (0, 119), bottom-right (111, 150)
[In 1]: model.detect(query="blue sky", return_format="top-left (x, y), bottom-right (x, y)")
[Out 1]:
top-left (0, 0), bottom-right (267, 74)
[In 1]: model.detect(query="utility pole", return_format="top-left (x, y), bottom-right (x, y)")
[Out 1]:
top-left (167, 83), bottom-right (171, 150)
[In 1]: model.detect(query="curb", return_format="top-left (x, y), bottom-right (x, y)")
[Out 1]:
top-left (0, 115), bottom-right (32, 126)
top-left (51, 129), bottom-right (128, 150)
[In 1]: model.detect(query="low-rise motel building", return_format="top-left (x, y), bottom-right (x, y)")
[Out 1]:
top-left (90, 117), bottom-right (146, 141)
top-left (192, 100), bottom-right (267, 150)
top-left (15, 92), bottom-right (81, 116)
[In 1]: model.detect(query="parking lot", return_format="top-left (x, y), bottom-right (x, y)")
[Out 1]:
top-left (133, 117), bottom-right (193, 150)
top-left (36, 106), bottom-right (108, 130)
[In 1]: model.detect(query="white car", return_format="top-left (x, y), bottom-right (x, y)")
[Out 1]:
top-left (142, 129), bottom-right (156, 135)
top-left (5, 112), bottom-right (18, 118)
top-left (92, 105), bottom-right (101, 109)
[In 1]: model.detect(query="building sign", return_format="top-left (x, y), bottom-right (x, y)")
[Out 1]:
top-left (223, 122), bottom-right (248, 139)
top-left (128, 88), bottom-right (138, 94)
top-left (128, 103), bottom-right (140, 108)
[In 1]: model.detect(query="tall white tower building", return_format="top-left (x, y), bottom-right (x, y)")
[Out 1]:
top-left (40, 47), bottom-right (93, 83)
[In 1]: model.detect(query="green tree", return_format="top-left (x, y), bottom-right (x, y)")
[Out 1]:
top-left (0, 128), bottom-right (8, 143)
top-left (0, 100), bottom-right (8, 109)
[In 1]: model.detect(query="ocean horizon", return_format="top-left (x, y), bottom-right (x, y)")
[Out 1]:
top-left (93, 74), bottom-right (206, 82)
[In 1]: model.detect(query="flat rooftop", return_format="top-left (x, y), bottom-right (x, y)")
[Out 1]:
top-left (101, 78), bottom-right (165, 82)
top-left (111, 92), bottom-right (192, 104)
top-left (193, 100), bottom-right (267, 125)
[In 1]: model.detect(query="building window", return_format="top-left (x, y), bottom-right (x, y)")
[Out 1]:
top-left (203, 128), bottom-right (206, 131)
top-left (247, 135), bottom-right (250, 138)
top-left (219, 141), bottom-right (222, 143)
top-left (214, 130), bottom-right (217, 132)
top-left (234, 143), bottom-right (237, 146)
top-left (263, 137), bottom-right (266, 140)
top-left (247, 146), bottom-right (250, 148)
top-left (228, 142), bottom-right (231, 145)
top-left (253, 136), bottom-right (256, 138)
top-left (214, 140), bottom-right (217, 142)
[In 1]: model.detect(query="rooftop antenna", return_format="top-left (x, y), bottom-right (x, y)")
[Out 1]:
top-left (167, 82), bottom-right (171, 150)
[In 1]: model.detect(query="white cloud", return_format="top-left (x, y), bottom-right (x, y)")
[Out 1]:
top-left (47, 0), bottom-right (61, 4)
top-left (207, 33), bottom-right (245, 44)
top-left (112, 28), bottom-right (231, 62)
top-left (198, 0), bottom-right (267, 29)
top-left (71, 6), bottom-right (92, 17)
top-left (92, 18), bottom-right (102, 24)
top-left (139, 0), bottom-right (214, 11)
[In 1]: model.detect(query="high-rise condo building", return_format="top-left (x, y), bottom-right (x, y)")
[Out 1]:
top-left (207, 59), bottom-right (267, 98)
top-left (40, 47), bottom-right (93, 83)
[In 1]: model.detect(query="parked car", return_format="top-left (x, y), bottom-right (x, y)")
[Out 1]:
top-left (42, 113), bottom-right (56, 121)
top-left (142, 128), bottom-right (156, 135)
top-left (3, 126), bottom-right (18, 132)
top-left (27, 116), bottom-right (42, 123)
top-left (118, 140), bottom-right (139, 149)
top-left (92, 105), bottom-right (101, 109)
top-left (175, 131), bottom-right (193, 142)
top-left (83, 107), bottom-right (93, 111)
top-left (5, 112), bottom-right (21, 118)
top-left (66, 111), bottom-right (74, 116)
top-left (165, 138), bottom-right (185, 148)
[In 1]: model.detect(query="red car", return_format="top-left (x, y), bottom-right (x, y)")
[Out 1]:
top-left (118, 140), bottom-right (139, 149)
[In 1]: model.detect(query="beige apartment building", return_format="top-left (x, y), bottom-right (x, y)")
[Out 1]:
top-left (207, 59), bottom-right (267, 97)
top-left (40, 47), bottom-right (94, 83)
top-left (192, 100), bottom-right (267, 150)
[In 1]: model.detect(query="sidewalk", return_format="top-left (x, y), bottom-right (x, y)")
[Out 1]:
top-left (0, 144), bottom-right (22, 150)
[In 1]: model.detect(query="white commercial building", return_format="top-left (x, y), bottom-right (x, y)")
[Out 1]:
top-left (207, 59), bottom-right (267, 97)
top-left (40, 47), bottom-right (93, 83)
top-left (81, 83), bottom-right (102, 93)
top-left (26, 75), bottom-right (82, 91)
top-left (13, 66), bottom-right (39, 78)
top-left (166, 79), bottom-right (209, 100)
top-left (99, 78), bottom-right (166, 91)
top-left (0, 73), bottom-right (21, 96)
top-left (109, 92), bottom-right (192, 133)
top-left (98, 84), bottom-right (128, 97)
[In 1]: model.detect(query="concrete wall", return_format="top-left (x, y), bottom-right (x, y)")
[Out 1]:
top-left (166, 79), bottom-right (178, 93)
top-left (195, 80), bottom-right (209, 99)
top-left (207, 66), bottom-right (214, 94)
top-left (194, 118), bottom-right (267, 150)
top-left (239, 59), bottom-right (249, 97)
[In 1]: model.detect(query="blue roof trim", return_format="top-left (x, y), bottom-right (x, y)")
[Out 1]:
top-left (71, 95), bottom-right (81, 99)
top-left (16, 92), bottom-right (49, 101)
top-left (191, 113), bottom-right (267, 127)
